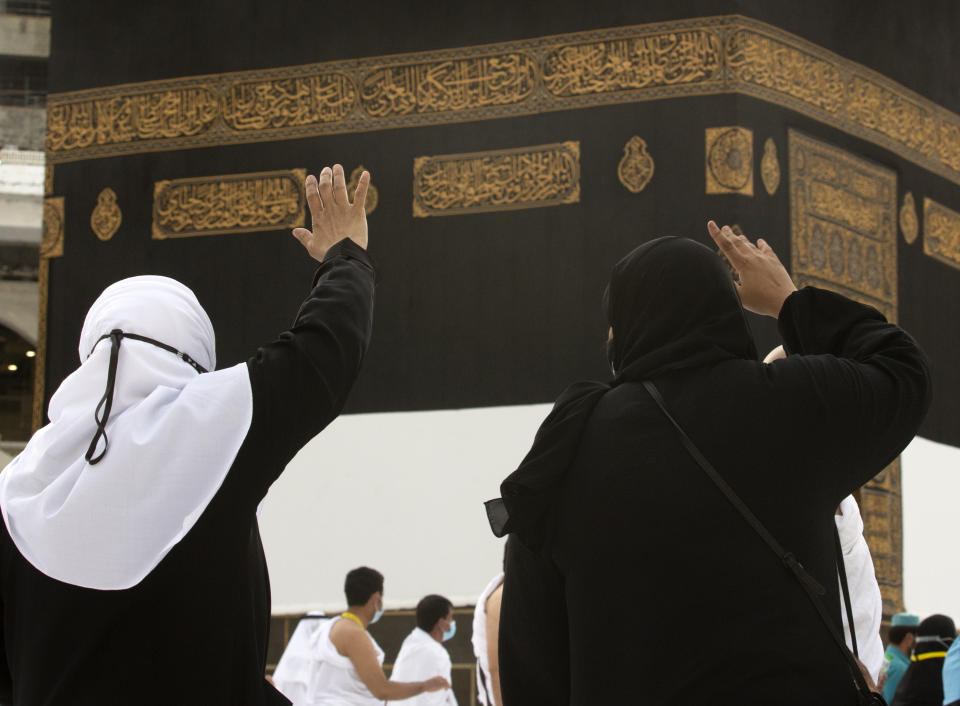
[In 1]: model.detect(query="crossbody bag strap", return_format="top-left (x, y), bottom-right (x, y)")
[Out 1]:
top-left (642, 381), bottom-right (878, 703)
top-left (835, 525), bottom-right (860, 657)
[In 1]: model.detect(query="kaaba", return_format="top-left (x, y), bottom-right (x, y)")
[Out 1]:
top-left (35, 0), bottom-right (960, 701)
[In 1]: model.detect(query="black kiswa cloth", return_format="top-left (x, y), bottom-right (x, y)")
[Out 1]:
top-left (488, 238), bottom-right (931, 705)
top-left (486, 237), bottom-right (757, 552)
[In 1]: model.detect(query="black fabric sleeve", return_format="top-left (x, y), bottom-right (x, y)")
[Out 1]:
top-left (772, 286), bottom-right (931, 500)
top-left (499, 536), bottom-right (570, 706)
top-left (242, 239), bottom-right (375, 500)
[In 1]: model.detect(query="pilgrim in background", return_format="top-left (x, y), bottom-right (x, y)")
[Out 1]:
top-left (943, 635), bottom-right (960, 706)
top-left (488, 223), bottom-right (931, 705)
top-left (272, 612), bottom-right (327, 704)
top-left (472, 569), bottom-right (504, 706)
top-left (890, 613), bottom-right (956, 706)
top-left (304, 567), bottom-right (449, 705)
top-left (389, 595), bottom-right (459, 706)
top-left (883, 613), bottom-right (922, 703)
top-left (0, 166), bottom-right (375, 705)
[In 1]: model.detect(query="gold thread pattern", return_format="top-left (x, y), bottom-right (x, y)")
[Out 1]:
top-left (861, 459), bottom-right (905, 617)
top-left (152, 169), bottom-right (306, 239)
top-left (923, 197), bottom-right (960, 269)
top-left (900, 192), bottom-right (919, 245)
top-left (617, 136), bottom-right (654, 193)
top-left (346, 165), bottom-right (378, 215)
top-left (706, 127), bottom-right (753, 195)
top-left (760, 137), bottom-right (780, 195)
top-left (412, 142), bottom-right (580, 217)
top-left (44, 16), bottom-right (960, 190)
top-left (360, 53), bottom-right (536, 117)
top-left (41, 197), bottom-right (65, 258)
top-left (91, 187), bottom-right (122, 241)
top-left (789, 130), bottom-right (897, 322)
top-left (44, 164), bottom-right (53, 195)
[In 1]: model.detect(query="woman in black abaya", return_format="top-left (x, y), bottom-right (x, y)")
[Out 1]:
top-left (488, 223), bottom-right (930, 705)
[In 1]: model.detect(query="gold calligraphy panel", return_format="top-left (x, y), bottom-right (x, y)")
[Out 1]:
top-left (152, 169), bottom-right (306, 239)
top-left (412, 142), bottom-right (580, 217)
top-left (861, 459), bottom-right (905, 617)
top-left (923, 198), bottom-right (960, 269)
top-left (46, 16), bottom-right (960, 191)
top-left (34, 196), bottom-right (65, 432)
top-left (789, 131), bottom-right (897, 322)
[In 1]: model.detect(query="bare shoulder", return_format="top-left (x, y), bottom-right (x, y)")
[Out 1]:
top-left (485, 582), bottom-right (503, 612)
top-left (329, 618), bottom-right (366, 657)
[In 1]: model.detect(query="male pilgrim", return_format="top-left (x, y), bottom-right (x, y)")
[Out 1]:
top-left (0, 165), bottom-right (374, 705)
top-left (390, 595), bottom-right (459, 706)
top-left (305, 567), bottom-right (450, 705)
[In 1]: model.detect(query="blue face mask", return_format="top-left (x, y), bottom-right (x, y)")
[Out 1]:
top-left (442, 619), bottom-right (456, 642)
top-left (371, 606), bottom-right (384, 624)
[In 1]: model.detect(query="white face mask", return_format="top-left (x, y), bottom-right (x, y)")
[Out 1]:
top-left (442, 619), bottom-right (457, 642)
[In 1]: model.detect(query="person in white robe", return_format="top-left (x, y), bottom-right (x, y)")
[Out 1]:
top-left (471, 573), bottom-right (504, 706)
top-left (306, 568), bottom-right (449, 705)
top-left (272, 612), bottom-right (326, 705)
top-left (389, 594), bottom-right (458, 706)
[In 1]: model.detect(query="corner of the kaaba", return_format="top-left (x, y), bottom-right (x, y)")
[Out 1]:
top-left (2, 0), bottom-right (959, 701)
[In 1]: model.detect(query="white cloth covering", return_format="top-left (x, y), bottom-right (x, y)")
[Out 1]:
top-left (389, 628), bottom-right (457, 706)
top-left (472, 573), bottom-right (504, 706)
top-left (273, 613), bottom-right (328, 705)
top-left (306, 616), bottom-right (384, 706)
top-left (835, 494), bottom-right (884, 681)
top-left (0, 276), bottom-right (253, 590)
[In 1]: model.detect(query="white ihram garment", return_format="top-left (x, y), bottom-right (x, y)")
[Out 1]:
top-left (306, 616), bottom-right (384, 706)
top-left (0, 275), bottom-right (252, 590)
top-left (273, 613), bottom-right (327, 705)
top-left (836, 494), bottom-right (885, 681)
top-left (390, 628), bottom-right (457, 706)
top-left (471, 573), bottom-right (504, 706)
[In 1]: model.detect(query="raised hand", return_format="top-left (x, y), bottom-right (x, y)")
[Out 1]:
top-left (707, 220), bottom-right (797, 317)
top-left (292, 164), bottom-right (370, 261)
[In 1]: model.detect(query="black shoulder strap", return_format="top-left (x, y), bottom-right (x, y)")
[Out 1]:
top-left (642, 380), bottom-right (879, 704)
top-left (836, 525), bottom-right (859, 657)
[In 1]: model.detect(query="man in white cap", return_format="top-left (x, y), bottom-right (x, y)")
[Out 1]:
top-left (0, 165), bottom-right (374, 705)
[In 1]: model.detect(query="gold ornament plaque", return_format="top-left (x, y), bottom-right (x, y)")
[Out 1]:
top-left (91, 188), bottom-right (122, 241)
top-left (923, 197), bottom-right (960, 269)
top-left (899, 192), bottom-right (919, 244)
top-left (706, 127), bottom-right (753, 195)
top-left (617, 136), bottom-right (655, 193)
top-left (760, 138), bottom-right (781, 195)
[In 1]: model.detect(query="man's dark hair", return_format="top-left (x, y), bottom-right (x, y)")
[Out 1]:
top-left (416, 594), bottom-right (453, 632)
top-left (345, 567), bottom-right (383, 606)
top-left (889, 625), bottom-right (917, 645)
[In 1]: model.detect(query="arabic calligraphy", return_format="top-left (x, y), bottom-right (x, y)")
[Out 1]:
top-left (542, 30), bottom-right (722, 97)
top-left (923, 198), bottom-right (960, 270)
top-left (412, 142), bottom-right (580, 217)
top-left (222, 74), bottom-right (356, 131)
top-left (861, 459), bottom-right (905, 616)
top-left (41, 197), bottom-right (64, 259)
top-left (91, 188), bottom-right (122, 241)
top-left (706, 127), bottom-right (753, 195)
top-left (789, 131), bottom-right (897, 322)
top-left (47, 88), bottom-right (219, 152)
top-left (360, 53), bottom-right (536, 117)
top-left (152, 169), bottom-right (306, 239)
top-left (617, 136), bottom-right (654, 193)
top-left (900, 192), bottom-right (918, 245)
top-left (760, 138), bottom-right (780, 195)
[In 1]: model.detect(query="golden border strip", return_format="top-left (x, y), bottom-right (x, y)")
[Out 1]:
top-left (152, 169), bottom-right (306, 239)
top-left (45, 16), bottom-right (960, 188)
top-left (923, 197), bottom-right (960, 270)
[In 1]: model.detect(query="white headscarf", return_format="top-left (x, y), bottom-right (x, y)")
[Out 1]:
top-left (0, 275), bottom-right (253, 590)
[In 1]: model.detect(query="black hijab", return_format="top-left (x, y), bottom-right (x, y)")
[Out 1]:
top-left (486, 237), bottom-right (758, 552)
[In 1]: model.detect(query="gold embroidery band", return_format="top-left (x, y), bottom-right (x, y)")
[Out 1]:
top-left (412, 142), bottom-right (580, 217)
top-left (45, 16), bottom-right (960, 189)
top-left (152, 169), bottom-right (306, 239)
top-left (789, 131), bottom-right (898, 323)
top-left (923, 198), bottom-right (960, 270)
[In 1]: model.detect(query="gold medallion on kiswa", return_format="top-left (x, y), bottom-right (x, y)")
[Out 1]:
top-left (222, 74), bottom-right (356, 131)
top-left (789, 131), bottom-right (897, 322)
top-left (152, 169), bottom-right (307, 239)
top-left (542, 30), bottom-right (722, 97)
top-left (923, 198), bottom-right (960, 270)
top-left (412, 142), bottom-right (580, 217)
top-left (47, 87), bottom-right (219, 153)
top-left (41, 197), bottom-right (65, 258)
top-left (360, 53), bottom-right (536, 118)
